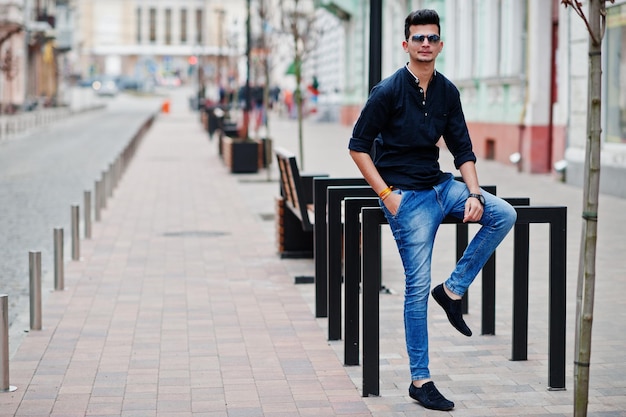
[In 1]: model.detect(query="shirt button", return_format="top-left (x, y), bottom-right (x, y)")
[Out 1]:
top-left (425, 112), bottom-right (428, 116)
top-left (422, 101), bottom-right (426, 105)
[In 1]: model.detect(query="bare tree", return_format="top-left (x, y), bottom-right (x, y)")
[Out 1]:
top-left (255, 0), bottom-right (274, 138)
top-left (279, 0), bottom-right (318, 169)
top-left (0, 27), bottom-right (22, 113)
top-left (253, 0), bottom-right (278, 178)
top-left (560, 1), bottom-right (613, 416)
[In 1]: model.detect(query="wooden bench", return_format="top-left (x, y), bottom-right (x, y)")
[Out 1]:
top-left (273, 148), bottom-right (368, 289)
top-left (274, 147), bottom-right (328, 260)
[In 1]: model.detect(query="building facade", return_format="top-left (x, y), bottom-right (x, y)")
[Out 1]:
top-left (564, 0), bottom-right (626, 198)
top-left (76, 0), bottom-right (246, 99)
top-left (0, 0), bottom-right (74, 112)
top-left (0, 0), bottom-right (28, 112)
top-left (312, 0), bottom-right (626, 198)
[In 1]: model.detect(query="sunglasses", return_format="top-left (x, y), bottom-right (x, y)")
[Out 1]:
top-left (410, 34), bottom-right (441, 44)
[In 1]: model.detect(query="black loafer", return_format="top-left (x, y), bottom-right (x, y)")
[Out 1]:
top-left (431, 283), bottom-right (472, 336)
top-left (409, 381), bottom-right (455, 411)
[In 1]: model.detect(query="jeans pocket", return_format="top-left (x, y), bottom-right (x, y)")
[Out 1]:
top-left (380, 189), bottom-right (404, 218)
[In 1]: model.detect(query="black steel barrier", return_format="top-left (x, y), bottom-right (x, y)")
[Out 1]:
top-left (359, 205), bottom-right (567, 397)
top-left (326, 186), bottom-right (376, 341)
top-left (343, 197), bottom-right (380, 366)
top-left (312, 177), bottom-right (368, 318)
top-left (326, 184), bottom-right (500, 342)
top-left (342, 195), bottom-right (528, 367)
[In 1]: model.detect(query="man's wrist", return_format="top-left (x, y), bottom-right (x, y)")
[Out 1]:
top-left (467, 193), bottom-right (485, 206)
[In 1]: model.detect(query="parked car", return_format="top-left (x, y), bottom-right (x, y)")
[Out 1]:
top-left (92, 76), bottom-right (118, 96)
top-left (157, 75), bottom-right (181, 87)
top-left (115, 75), bottom-right (143, 91)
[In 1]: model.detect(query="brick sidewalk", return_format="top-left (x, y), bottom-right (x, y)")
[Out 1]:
top-left (2, 86), bottom-right (625, 416)
top-left (0, 91), bottom-right (370, 417)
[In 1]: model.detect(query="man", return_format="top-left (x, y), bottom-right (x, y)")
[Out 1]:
top-left (348, 9), bottom-right (517, 411)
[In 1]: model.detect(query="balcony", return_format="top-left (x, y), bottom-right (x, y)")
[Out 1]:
top-left (36, 13), bottom-right (55, 29)
top-left (0, 1), bottom-right (24, 26)
top-left (315, 0), bottom-right (351, 21)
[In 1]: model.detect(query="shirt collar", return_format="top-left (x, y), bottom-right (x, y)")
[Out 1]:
top-left (404, 63), bottom-right (437, 85)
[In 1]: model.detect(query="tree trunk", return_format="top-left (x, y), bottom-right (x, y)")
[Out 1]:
top-left (296, 61), bottom-right (304, 169)
top-left (574, 1), bottom-right (603, 415)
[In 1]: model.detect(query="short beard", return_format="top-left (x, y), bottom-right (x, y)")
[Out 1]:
top-left (415, 55), bottom-right (434, 63)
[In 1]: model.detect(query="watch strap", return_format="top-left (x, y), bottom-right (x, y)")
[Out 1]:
top-left (468, 193), bottom-right (485, 205)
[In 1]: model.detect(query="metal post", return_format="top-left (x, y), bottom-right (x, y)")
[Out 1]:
top-left (369, 0), bottom-right (383, 92)
top-left (107, 163), bottom-right (114, 198)
top-left (0, 294), bottom-right (17, 392)
top-left (29, 251), bottom-right (42, 330)
top-left (101, 171), bottom-right (107, 209)
top-left (362, 208), bottom-right (383, 397)
top-left (54, 228), bottom-right (64, 290)
top-left (94, 180), bottom-right (101, 221)
top-left (71, 205), bottom-right (80, 261)
top-left (84, 190), bottom-right (92, 238)
top-left (110, 161), bottom-right (117, 192)
top-left (114, 158), bottom-right (121, 190)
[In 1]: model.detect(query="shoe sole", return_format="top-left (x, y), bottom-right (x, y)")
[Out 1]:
top-left (409, 391), bottom-right (454, 411)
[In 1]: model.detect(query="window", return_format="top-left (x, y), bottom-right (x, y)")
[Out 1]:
top-left (485, 0), bottom-right (502, 77)
top-left (499, 0), bottom-right (526, 77)
top-left (181, 8), bottom-right (187, 43)
top-left (606, 4), bottom-right (626, 144)
top-left (136, 7), bottom-right (141, 43)
top-left (456, 1), bottom-right (475, 79)
top-left (450, 0), bottom-right (526, 80)
top-left (196, 8), bottom-right (203, 44)
top-left (149, 8), bottom-right (156, 43)
top-left (165, 8), bottom-right (172, 45)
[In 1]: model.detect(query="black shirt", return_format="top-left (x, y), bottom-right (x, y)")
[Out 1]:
top-left (349, 66), bottom-right (476, 190)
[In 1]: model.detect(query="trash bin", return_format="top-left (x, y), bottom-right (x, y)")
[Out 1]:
top-left (206, 106), bottom-right (225, 139)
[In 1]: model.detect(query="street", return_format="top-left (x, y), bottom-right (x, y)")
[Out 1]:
top-left (0, 89), bottom-right (163, 330)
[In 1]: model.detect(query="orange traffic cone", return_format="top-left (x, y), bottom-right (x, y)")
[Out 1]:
top-left (161, 100), bottom-right (170, 114)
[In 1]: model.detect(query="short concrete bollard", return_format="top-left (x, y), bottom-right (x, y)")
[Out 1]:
top-left (94, 180), bottom-right (102, 221)
top-left (29, 251), bottom-right (42, 331)
top-left (71, 205), bottom-right (80, 261)
top-left (54, 228), bottom-right (64, 290)
top-left (84, 190), bottom-right (92, 239)
top-left (0, 294), bottom-right (17, 392)
top-left (100, 171), bottom-right (107, 209)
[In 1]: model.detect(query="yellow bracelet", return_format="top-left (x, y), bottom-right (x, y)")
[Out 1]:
top-left (378, 186), bottom-right (393, 200)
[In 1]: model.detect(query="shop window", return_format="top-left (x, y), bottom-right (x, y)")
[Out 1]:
top-left (181, 9), bottom-right (187, 43)
top-left (149, 8), bottom-right (156, 43)
top-left (486, 138), bottom-right (496, 160)
top-left (606, 5), bottom-right (626, 144)
top-left (165, 9), bottom-right (172, 45)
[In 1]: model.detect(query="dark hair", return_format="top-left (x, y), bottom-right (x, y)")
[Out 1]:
top-left (404, 9), bottom-right (440, 39)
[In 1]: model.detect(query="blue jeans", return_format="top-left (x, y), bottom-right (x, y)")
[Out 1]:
top-left (379, 175), bottom-right (517, 380)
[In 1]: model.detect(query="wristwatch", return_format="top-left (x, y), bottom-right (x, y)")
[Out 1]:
top-left (468, 193), bottom-right (485, 206)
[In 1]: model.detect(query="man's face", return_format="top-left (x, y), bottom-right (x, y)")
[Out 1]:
top-left (403, 24), bottom-right (443, 63)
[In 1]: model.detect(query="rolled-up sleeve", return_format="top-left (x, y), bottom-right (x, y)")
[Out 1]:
top-left (348, 85), bottom-right (388, 153)
top-left (442, 89), bottom-right (476, 169)
top-left (348, 136), bottom-right (372, 153)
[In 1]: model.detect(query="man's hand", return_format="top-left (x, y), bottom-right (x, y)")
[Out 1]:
top-left (383, 192), bottom-right (402, 216)
top-left (463, 197), bottom-right (484, 223)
